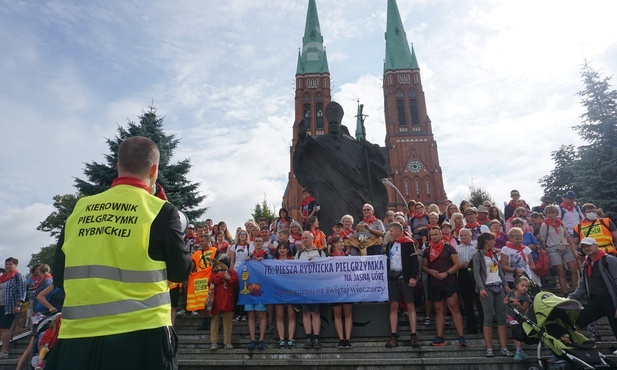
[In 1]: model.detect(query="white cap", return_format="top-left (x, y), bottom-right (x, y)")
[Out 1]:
top-left (579, 237), bottom-right (597, 247)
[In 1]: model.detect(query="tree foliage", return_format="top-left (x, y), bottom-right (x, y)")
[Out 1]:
top-left (74, 105), bottom-right (206, 220)
top-left (538, 145), bottom-right (580, 203)
top-left (28, 245), bottom-right (57, 271)
top-left (37, 193), bottom-right (81, 240)
top-left (540, 62), bottom-right (617, 219)
top-left (251, 196), bottom-right (277, 226)
top-left (466, 181), bottom-right (494, 208)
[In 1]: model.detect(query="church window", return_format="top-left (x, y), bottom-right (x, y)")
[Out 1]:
top-left (304, 103), bottom-right (311, 127)
top-left (426, 180), bottom-right (431, 196)
top-left (397, 99), bottom-right (407, 126)
top-left (408, 89), bottom-right (419, 125)
top-left (404, 180), bottom-right (409, 197)
top-left (415, 180), bottom-right (420, 198)
top-left (316, 103), bottom-right (324, 130)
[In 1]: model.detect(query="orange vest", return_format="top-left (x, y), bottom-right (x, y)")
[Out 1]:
top-left (575, 218), bottom-right (616, 255)
top-left (186, 248), bottom-right (217, 311)
top-left (312, 229), bottom-right (327, 250)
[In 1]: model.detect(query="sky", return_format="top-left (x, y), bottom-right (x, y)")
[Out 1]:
top-left (1, 0), bottom-right (616, 268)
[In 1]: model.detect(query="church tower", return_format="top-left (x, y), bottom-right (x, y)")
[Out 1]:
top-left (382, 0), bottom-right (447, 209)
top-left (283, 0), bottom-right (331, 221)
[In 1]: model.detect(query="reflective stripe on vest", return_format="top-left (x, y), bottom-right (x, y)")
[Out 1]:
top-left (60, 184), bottom-right (170, 339)
top-left (63, 291), bottom-right (170, 320)
top-left (64, 265), bottom-right (167, 283)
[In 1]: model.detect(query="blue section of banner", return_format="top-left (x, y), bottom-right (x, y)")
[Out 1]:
top-left (237, 255), bottom-right (388, 305)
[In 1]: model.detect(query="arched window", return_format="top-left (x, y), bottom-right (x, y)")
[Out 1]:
top-left (397, 100), bottom-right (407, 126)
top-left (316, 103), bottom-right (324, 130)
top-left (408, 89), bottom-right (419, 125)
top-left (404, 180), bottom-right (409, 197)
top-left (415, 179), bottom-right (420, 199)
top-left (425, 179), bottom-right (431, 197)
top-left (304, 103), bottom-right (311, 127)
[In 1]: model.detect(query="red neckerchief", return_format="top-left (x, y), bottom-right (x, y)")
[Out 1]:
top-left (341, 229), bottom-right (354, 239)
top-left (331, 250), bottom-right (346, 256)
top-left (395, 235), bottom-right (415, 244)
top-left (277, 255), bottom-right (292, 260)
top-left (363, 215), bottom-right (377, 224)
top-left (465, 221), bottom-right (479, 229)
top-left (429, 241), bottom-right (445, 262)
top-left (586, 249), bottom-right (607, 277)
top-left (407, 211), bottom-right (415, 218)
top-left (301, 196), bottom-right (315, 207)
top-left (252, 249), bottom-right (267, 259)
top-left (217, 241), bottom-right (229, 253)
top-left (485, 248), bottom-right (495, 259)
top-left (544, 219), bottom-right (563, 233)
top-left (561, 201), bottom-right (575, 212)
top-left (0, 270), bottom-right (18, 283)
top-left (291, 233), bottom-right (302, 243)
top-left (111, 177), bottom-right (150, 193)
top-left (506, 242), bottom-right (527, 262)
top-left (477, 216), bottom-right (489, 225)
top-left (455, 226), bottom-right (463, 235)
top-left (508, 200), bottom-right (517, 208)
top-left (493, 231), bottom-right (503, 239)
top-left (414, 212), bottom-right (428, 220)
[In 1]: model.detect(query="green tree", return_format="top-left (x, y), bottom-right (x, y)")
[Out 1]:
top-left (572, 63), bottom-right (617, 218)
top-left (540, 63), bottom-right (617, 219)
top-left (27, 245), bottom-right (57, 270)
top-left (251, 196), bottom-right (277, 226)
top-left (538, 144), bottom-right (580, 203)
top-left (37, 193), bottom-right (81, 240)
top-left (74, 105), bottom-right (206, 220)
top-left (466, 181), bottom-right (494, 208)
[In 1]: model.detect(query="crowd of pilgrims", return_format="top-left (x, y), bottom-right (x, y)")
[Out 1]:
top-left (173, 187), bottom-right (616, 360)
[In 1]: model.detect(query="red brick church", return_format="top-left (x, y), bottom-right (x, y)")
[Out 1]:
top-left (283, 0), bottom-right (447, 220)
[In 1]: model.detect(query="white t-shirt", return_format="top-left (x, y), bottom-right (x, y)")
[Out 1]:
top-left (484, 255), bottom-right (502, 285)
top-left (232, 244), bottom-right (254, 270)
top-left (500, 245), bottom-right (532, 283)
top-left (389, 242), bottom-right (403, 271)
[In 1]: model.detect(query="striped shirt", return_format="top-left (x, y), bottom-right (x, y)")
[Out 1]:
top-left (455, 243), bottom-right (476, 264)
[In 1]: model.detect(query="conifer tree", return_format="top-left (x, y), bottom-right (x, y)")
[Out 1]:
top-left (73, 105), bottom-right (206, 220)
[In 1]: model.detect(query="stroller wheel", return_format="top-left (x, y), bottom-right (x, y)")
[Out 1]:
top-left (527, 366), bottom-right (542, 370)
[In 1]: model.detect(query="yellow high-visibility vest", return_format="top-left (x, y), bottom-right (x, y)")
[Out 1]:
top-left (60, 184), bottom-right (170, 339)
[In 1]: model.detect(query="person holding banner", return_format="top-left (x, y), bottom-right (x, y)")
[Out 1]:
top-left (296, 231), bottom-right (327, 349)
top-left (330, 237), bottom-right (354, 348)
top-left (190, 237), bottom-right (217, 330)
top-left (385, 222), bottom-right (420, 348)
top-left (273, 241), bottom-right (297, 349)
top-left (246, 235), bottom-right (271, 350)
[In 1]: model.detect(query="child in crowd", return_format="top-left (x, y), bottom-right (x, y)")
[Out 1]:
top-left (504, 276), bottom-right (531, 361)
top-left (273, 241), bottom-right (297, 349)
top-left (327, 221), bottom-right (344, 254)
top-left (246, 235), bottom-right (270, 350)
top-left (210, 260), bottom-right (239, 350)
top-left (330, 237), bottom-right (353, 348)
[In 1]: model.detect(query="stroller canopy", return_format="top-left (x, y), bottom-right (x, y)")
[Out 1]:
top-left (526, 292), bottom-right (583, 329)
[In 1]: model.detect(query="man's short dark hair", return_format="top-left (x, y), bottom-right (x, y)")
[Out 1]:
top-left (302, 187), bottom-right (313, 194)
top-left (389, 222), bottom-right (403, 233)
top-left (117, 136), bottom-right (159, 176)
top-left (5, 257), bottom-right (18, 265)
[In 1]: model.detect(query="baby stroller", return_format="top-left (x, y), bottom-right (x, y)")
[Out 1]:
top-left (509, 291), bottom-right (615, 370)
top-left (28, 312), bottom-right (61, 370)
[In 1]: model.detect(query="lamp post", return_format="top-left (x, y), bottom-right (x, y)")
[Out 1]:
top-left (381, 178), bottom-right (407, 212)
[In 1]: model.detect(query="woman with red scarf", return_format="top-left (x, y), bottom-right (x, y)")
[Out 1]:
top-left (410, 202), bottom-right (430, 245)
top-left (214, 232), bottom-right (230, 255)
top-left (489, 220), bottom-right (507, 251)
top-left (500, 227), bottom-right (536, 288)
top-left (539, 205), bottom-right (578, 296)
top-left (288, 221), bottom-right (303, 254)
top-left (306, 216), bottom-right (327, 251)
top-left (0, 257), bottom-right (27, 358)
top-left (472, 233), bottom-right (511, 358)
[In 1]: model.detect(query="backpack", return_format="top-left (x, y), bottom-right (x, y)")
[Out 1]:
top-left (296, 248), bottom-right (326, 259)
top-left (533, 248), bottom-right (550, 278)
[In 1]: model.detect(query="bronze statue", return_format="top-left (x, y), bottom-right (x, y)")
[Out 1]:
top-left (292, 102), bottom-right (389, 237)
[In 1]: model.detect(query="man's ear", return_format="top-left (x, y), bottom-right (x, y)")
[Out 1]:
top-left (149, 163), bottom-right (158, 179)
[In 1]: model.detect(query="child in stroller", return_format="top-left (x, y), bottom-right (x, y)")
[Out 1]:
top-left (509, 291), bottom-right (615, 370)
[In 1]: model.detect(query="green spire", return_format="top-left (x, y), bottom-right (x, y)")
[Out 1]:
top-left (296, 0), bottom-right (329, 75)
top-left (355, 101), bottom-right (366, 141)
top-left (384, 0), bottom-right (418, 72)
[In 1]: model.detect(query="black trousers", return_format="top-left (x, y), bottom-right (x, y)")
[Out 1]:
top-left (457, 269), bottom-right (483, 334)
top-left (45, 326), bottom-right (178, 370)
top-left (576, 294), bottom-right (617, 339)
